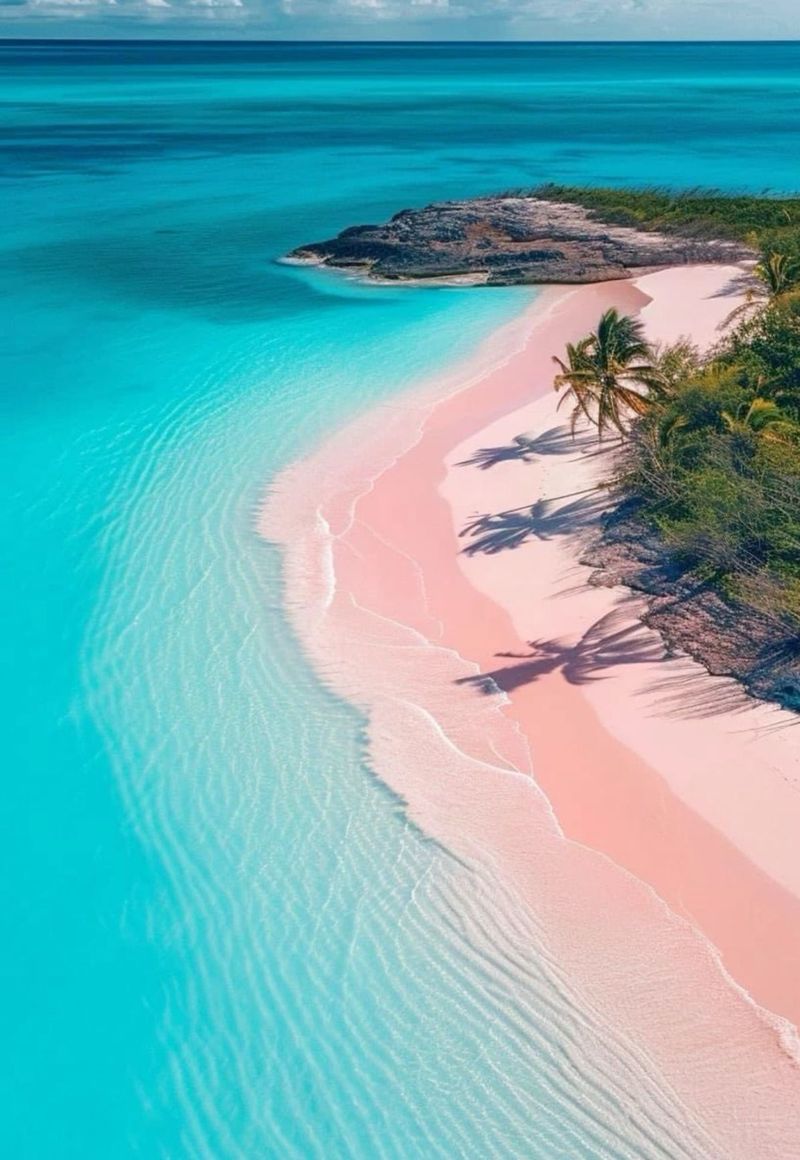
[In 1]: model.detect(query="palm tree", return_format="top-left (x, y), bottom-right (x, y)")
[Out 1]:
top-left (759, 251), bottom-right (800, 297)
top-left (552, 308), bottom-right (661, 438)
top-left (722, 251), bottom-right (800, 328)
top-left (721, 397), bottom-right (794, 443)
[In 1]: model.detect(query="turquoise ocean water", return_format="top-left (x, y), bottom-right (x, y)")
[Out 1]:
top-left (3, 41), bottom-right (800, 1158)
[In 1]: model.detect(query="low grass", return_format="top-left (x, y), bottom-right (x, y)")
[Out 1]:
top-left (524, 184), bottom-right (800, 249)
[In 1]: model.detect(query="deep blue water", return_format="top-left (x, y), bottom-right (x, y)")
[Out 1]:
top-left (2, 39), bottom-right (800, 1159)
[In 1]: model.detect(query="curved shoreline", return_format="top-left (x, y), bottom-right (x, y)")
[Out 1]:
top-left (261, 269), bottom-right (800, 1155)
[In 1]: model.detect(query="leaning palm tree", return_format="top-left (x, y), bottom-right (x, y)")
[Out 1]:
top-left (552, 308), bottom-right (661, 438)
top-left (721, 250), bottom-right (800, 328)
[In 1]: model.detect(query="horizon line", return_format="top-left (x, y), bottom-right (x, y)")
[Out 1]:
top-left (4, 36), bottom-right (800, 45)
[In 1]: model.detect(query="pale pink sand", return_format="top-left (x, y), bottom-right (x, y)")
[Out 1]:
top-left (261, 268), bottom-right (800, 1155)
top-left (441, 264), bottom-right (800, 1030)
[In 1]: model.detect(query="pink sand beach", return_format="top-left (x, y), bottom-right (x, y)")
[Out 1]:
top-left (262, 266), bottom-right (800, 1155)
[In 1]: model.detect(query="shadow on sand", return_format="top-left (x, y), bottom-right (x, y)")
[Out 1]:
top-left (458, 603), bottom-right (800, 728)
top-left (641, 652), bottom-right (800, 727)
top-left (639, 666), bottom-right (756, 721)
top-left (456, 608), bottom-right (665, 695)
top-left (457, 425), bottom-right (596, 470)
top-left (460, 488), bottom-right (607, 554)
top-left (712, 269), bottom-right (759, 300)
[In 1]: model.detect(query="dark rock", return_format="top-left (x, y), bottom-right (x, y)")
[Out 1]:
top-left (583, 508), bottom-right (800, 714)
top-left (285, 196), bottom-right (753, 286)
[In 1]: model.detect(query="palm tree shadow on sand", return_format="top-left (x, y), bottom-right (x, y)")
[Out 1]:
top-left (641, 660), bottom-right (800, 728)
top-left (456, 608), bottom-right (665, 695)
top-left (457, 607), bottom-right (800, 728)
top-left (639, 667), bottom-right (757, 721)
top-left (460, 488), bottom-right (608, 555)
top-left (457, 425), bottom-right (596, 470)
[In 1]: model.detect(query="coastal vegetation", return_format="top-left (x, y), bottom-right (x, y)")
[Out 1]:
top-left (532, 184), bottom-right (800, 249)
top-left (553, 255), bottom-right (800, 690)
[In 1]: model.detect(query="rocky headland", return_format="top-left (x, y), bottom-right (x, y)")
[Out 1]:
top-left (286, 195), bottom-right (753, 285)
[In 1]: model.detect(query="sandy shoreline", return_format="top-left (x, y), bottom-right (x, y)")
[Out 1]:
top-left (261, 266), bottom-right (800, 1155)
top-left (440, 266), bottom-right (800, 1030)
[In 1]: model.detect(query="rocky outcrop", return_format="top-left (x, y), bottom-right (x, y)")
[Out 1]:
top-left (584, 506), bottom-right (800, 713)
top-left (286, 196), bottom-right (753, 285)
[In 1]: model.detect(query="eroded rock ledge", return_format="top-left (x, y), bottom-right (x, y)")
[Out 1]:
top-left (286, 196), bottom-right (753, 285)
top-left (584, 506), bottom-right (800, 713)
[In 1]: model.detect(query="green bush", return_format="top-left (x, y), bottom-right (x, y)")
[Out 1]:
top-left (541, 185), bottom-right (800, 630)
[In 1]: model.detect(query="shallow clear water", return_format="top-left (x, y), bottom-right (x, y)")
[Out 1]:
top-left (3, 40), bottom-right (800, 1159)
